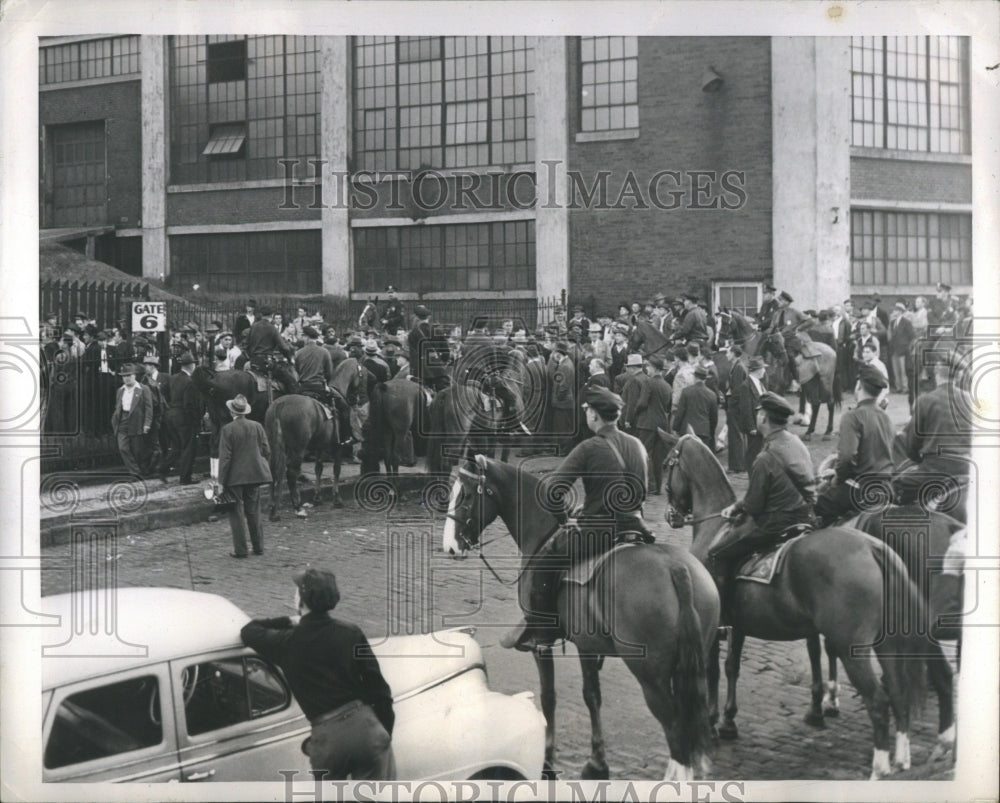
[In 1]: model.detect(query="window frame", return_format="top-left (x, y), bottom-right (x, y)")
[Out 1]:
top-left (206, 39), bottom-right (248, 84)
top-left (712, 281), bottom-right (763, 321)
top-left (577, 36), bottom-right (639, 136)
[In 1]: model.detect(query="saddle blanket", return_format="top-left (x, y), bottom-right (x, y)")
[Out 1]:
top-left (734, 534), bottom-right (808, 585)
top-left (562, 542), bottom-right (642, 586)
top-left (245, 368), bottom-right (280, 394)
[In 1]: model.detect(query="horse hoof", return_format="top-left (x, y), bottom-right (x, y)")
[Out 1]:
top-left (301, 502), bottom-right (313, 509)
top-left (823, 706), bottom-right (840, 718)
top-left (710, 724), bottom-right (721, 742)
top-left (802, 433), bottom-right (812, 442)
top-left (580, 760), bottom-right (609, 780)
top-left (821, 433), bottom-right (832, 441)
top-left (295, 509), bottom-right (308, 519)
top-left (804, 711), bottom-right (826, 728)
top-left (718, 721), bottom-right (738, 740)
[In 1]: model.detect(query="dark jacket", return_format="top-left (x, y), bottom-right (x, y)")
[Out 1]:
top-left (111, 383), bottom-right (153, 435)
top-left (734, 375), bottom-right (766, 434)
top-left (887, 315), bottom-right (916, 357)
top-left (408, 320), bottom-right (449, 384)
top-left (550, 357), bottom-right (575, 410)
top-left (737, 427), bottom-right (816, 535)
top-left (219, 415), bottom-right (272, 487)
top-left (898, 383), bottom-right (971, 470)
top-left (672, 381), bottom-right (718, 443)
top-left (635, 374), bottom-right (672, 432)
top-left (295, 343), bottom-right (334, 387)
top-left (246, 320), bottom-right (294, 360)
top-left (620, 371), bottom-right (649, 430)
top-left (166, 370), bottom-right (202, 420)
top-left (241, 612), bottom-right (394, 734)
top-left (675, 307), bottom-right (709, 343)
top-left (585, 372), bottom-right (612, 390)
top-left (234, 313), bottom-right (257, 342)
top-left (834, 399), bottom-right (894, 482)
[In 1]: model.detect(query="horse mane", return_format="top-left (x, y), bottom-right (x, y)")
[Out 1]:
top-left (678, 434), bottom-right (737, 507)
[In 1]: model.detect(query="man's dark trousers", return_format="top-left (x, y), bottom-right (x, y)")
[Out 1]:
top-left (228, 484), bottom-right (264, 557)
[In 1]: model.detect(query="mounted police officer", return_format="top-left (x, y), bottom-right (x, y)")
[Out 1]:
top-left (380, 286), bottom-right (405, 335)
top-left (501, 386), bottom-right (654, 652)
top-left (295, 326), bottom-right (353, 449)
top-left (246, 306), bottom-right (297, 394)
top-left (757, 284), bottom-right (778, 331)
top-left (708, 392), bottom-right (816, 605)
top-left (814, 364), bottom-right (894, 526)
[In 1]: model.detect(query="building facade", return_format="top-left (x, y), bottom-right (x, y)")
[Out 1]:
top-left (39, 35), bottom-right (973, 314)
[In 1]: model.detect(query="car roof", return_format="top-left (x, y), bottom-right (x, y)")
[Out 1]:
top-left (40, 589), bottom-right (485, 699)
top-left (41, 588), bottom-right (251, 689)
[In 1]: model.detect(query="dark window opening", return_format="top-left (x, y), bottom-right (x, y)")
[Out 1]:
top-left (207, 39), bottom-right (247, 84)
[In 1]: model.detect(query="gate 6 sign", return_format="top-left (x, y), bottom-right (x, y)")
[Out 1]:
top-left (132, 301), bottom-right (167, 333)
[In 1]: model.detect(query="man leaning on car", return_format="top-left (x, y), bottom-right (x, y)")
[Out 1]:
top-left (240, 569), bottom-right (396, 780)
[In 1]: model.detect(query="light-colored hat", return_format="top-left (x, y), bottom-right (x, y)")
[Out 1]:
top-left (626, 353), bottom-right (643, 367)
top-left (226, 394), bottom-right (252, 416)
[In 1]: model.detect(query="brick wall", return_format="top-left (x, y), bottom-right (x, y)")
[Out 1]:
top-left (851, 157), bottom-right (972, 203)
top-left (40, 81), bottom-right (142, 227)
top-left (566, 37), bottom-right (773, 313)
top-left (167, 186), bottom-right (321, 225)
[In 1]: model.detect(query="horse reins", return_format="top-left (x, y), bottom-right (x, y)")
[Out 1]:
top-left (664, 436), bottom-right (730, 528)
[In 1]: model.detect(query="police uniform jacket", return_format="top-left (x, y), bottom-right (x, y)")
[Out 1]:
top-left (382, 302), bottom-right (405, 334)
top-left (770, 306), bottom-right (806, 336)
top-left (538, 422), bottom-right (647, 529)
top-left (675, 307), bottom-right (709, 343)
top-left (672, 381), bottom-right (718, 442)
top-left (246, 320), bottom-right (294, 360)
top-left (834, 398), bottom-right (894, 482)
top-left (294, 343), bottom-right (334, 387)
top-left (738, 427), bottom-right (816, 534)
top-left (758, 298), bottom-right (779, 330)
top-left (899, 384), bottom-right (971, 471)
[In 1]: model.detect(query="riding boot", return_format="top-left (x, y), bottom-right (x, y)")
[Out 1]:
top-left (500, 532), bottom-right (566, 651)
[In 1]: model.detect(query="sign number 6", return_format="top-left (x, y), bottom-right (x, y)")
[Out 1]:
top-left (140, 314), bottom-right (159, 330)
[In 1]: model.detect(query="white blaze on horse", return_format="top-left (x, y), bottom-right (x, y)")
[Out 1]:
top-left (443, 455), bottom-right (719, 781)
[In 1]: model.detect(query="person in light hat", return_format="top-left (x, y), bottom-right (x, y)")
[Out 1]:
top-left (672, 362), bottom-right (718, 451)
top-left (241, 569), bottom-right (396, 778)
top-left (709, 391), bottom-right (817, 614)
top-left (218, 394), bottom-right (272, 558)
top-left (501, 384), bottom-right (653, 652)
top-left (111, 362), bottom-right (154, 476)
top-left (614, 351), bottom-right (645, 395)
top-left (814, 365), bottom-right (893, 526)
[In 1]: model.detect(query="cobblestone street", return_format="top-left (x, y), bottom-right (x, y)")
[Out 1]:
top-left (39, 393), bottom-right (959, 782)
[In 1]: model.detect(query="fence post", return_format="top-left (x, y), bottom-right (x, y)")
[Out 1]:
top-left (560, 288), bottom-right (567, 312)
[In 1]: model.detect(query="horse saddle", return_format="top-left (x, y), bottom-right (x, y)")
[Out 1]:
top-left (562, 541), bottom-right (643, 587)
top-left (734, 528), bottom-right (812, 585)
top-left (244, 367), bottom-right (280, 394)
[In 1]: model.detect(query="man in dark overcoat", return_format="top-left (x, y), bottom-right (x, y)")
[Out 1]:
top-left (218, 394), bottom-right (272, 558)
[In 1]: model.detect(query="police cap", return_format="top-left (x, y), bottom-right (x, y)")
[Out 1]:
top-left (759, 391), bottom-right (795, 419)
top-left (582, 386), bottom-right (624, 416)
top-left (857, 363), bottom-right (888, 391)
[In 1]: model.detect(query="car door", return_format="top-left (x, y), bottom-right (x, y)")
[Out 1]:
top-left (42, 664), bottom-right (182, 782)
top-left (171, 648), bottom-right (310, 782)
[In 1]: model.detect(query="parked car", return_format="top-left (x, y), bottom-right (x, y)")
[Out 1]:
top-left (40, 588), bottom-right (545, 782)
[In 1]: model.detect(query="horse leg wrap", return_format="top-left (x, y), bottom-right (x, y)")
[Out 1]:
top-left (210, 457), bottom-right (219, 480)
top-left (893, 731), bottom-right (911, 770)
top-left (663, 758), bottom-right (693, 781)
top-left (870, 748), bottom-right (892, 780)
top-left (822, 680), bottom-right (840, 715)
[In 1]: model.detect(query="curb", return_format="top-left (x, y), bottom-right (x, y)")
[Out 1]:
top-left (40, 472), bottom-right (432, 548)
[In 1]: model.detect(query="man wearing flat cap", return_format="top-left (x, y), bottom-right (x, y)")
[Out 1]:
top-left (111, 363), bottom-right (154, 476)
top-left (502, 385), bottom-right (653, 651)
top-left (241, 570), bottom-right (396, 779)
top-left (757, 285), bottom-right (778, 332)
top-left (813, 365), bottom-right (894, 526)
top-left (673, 294), bottom-right (709, 346)
top-left (219, 394), bottom-right (272, 558)
top-left (709, 391), bottom-right (817, 609)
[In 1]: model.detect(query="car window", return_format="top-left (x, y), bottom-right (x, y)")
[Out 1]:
top-left (183, 656), bottom-right (290, 736)
top-left (44, 675), bottom-right (162, 769)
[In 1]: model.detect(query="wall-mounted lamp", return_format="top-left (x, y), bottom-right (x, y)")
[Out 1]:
top-left (701, 67), bottom-right (724, 93)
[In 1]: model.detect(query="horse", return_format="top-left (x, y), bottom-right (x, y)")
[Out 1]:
top-left (657, 431), bottom-right (929, 779)
top-left (785, 333), bottom-right (839, 441)
top-left (809, 456), bottom-right (963, 761)
top-left (361, 375), bottom-right (426, 479)
top-left (442, 455), bottom-right (720, 781)
top-left (265, 394), bottom-right (342, 520)
top-left (717, 310), bottom-right (789, 392)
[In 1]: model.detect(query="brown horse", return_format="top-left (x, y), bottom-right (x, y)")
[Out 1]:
top-left (717, 310), bottom-right (790, 391)
top-left (265, 394), bottom-right (342, 520)
top-left (658, 431), bottom-right (929, 779)
top-left (442, 455), bottom-right (719, 781)
top-left (361, 375), bottom-right (426, 479)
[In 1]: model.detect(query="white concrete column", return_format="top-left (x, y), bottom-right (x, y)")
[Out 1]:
top-left (533, 36), bottom-right (569, 303)
top-left (321, 36), bottom-right (351, 296)
top-left (140, 35), bottom-right (168, 282)
top-left (771, 37), bottom-right (851, 310)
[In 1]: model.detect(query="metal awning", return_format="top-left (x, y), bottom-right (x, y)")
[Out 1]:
top-left (202, 124), bottom-right (246, 156)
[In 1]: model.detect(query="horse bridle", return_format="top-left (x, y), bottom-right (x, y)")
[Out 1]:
top-left (663, 435), bottom-right (728, 529)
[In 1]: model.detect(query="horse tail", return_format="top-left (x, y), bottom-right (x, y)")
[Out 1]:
top-left (871, 540), bottom-right (927, 721)
top-left (266, 404), bottom-right (286, 509)
top-left (666, 562), bottom-right (713, 772)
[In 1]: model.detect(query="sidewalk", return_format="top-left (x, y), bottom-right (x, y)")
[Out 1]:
top-left (39, 458), bottom-right (432, 547)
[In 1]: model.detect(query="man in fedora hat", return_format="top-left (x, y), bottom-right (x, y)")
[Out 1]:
top-left (710, 392), bottom-right (817, 610)
top-left (672, 363), bottom-right (718, 451)
top-left (241, 569), bottom-right (396, 779)
top-left (111, 363), bottom-right (154, 476)
top-left (218, 394), bottom-right (272, 558)
top-left (734, 355), bottom-right (768, 470)
top-left (163, 352), bottom-right (202, 484)
top-left (501, 385), bottom-right (653, 652)
top-left (613, 350), bottom-right (643, 396)
top-left (139, 354), bottom-right (169, 478)
top-left (635, 353), bottom-right (672, 493)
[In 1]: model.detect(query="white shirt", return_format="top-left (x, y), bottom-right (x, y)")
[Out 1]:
top-left (121, 383), bottom-right (138, 412)
top-left (99, 344), bottom-right (111, 373)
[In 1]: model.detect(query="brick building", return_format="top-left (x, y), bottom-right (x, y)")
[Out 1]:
top-left (39, 35), bottom-right (973, 316)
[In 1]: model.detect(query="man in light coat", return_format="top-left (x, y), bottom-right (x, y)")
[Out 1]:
top-left (111, 363), bottom-right (154, 476)
top-left (218, 394), bottom-right (273, 558)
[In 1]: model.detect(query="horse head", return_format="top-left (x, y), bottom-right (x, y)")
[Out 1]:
top-left (442, 454), bottom-right (502, 557)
